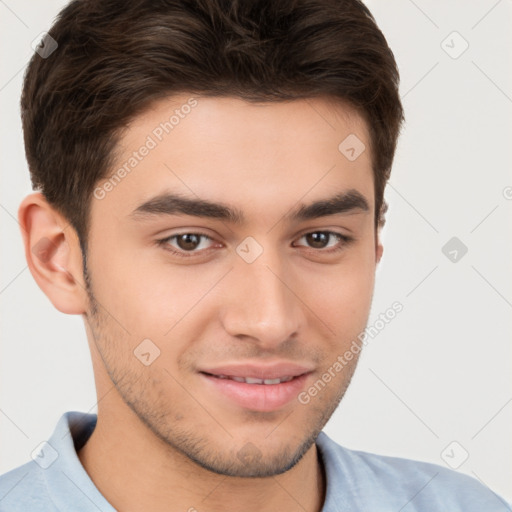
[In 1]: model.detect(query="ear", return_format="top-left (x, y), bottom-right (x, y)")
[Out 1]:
top-left (18, 192), bottom-right (89, 314)
top-left (375, 233), bottom-right (384, 265)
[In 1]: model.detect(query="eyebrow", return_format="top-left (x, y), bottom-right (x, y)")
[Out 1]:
top-left (129, 189), bottom-right (370, 224)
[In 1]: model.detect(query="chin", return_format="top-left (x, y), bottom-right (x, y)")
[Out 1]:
top-left (160, 422), bottom-right (322, 479)
top-left (188, 440), bottom-right (314, 478)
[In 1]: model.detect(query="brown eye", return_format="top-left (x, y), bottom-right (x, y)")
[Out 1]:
top-left (175, 233), bottom-right (202, 251)
top-left (305, 232), bottom-right (330, 249)
top-left (295, 231), bottom-right (352, 253)
top-left (157, 232), bottom-right (215, 257)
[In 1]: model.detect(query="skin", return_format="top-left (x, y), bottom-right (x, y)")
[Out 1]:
top-left (19, 94), bottom-right (383, 512)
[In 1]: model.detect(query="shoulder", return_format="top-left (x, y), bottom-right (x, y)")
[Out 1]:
top-left (316, 431), bottom-right (511, 511)
top-left (0, 410), bottom-right (97, 512)
top-left (0, 460), bottom-right (58, 512)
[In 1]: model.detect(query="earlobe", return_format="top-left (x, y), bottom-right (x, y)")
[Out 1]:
top-left (376, 239), bottom-right (384, 264)
top-left (18, 192), bottom-right (88, 315)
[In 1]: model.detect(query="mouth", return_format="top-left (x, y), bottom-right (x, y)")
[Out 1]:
top-left (201, 373), bottom-right (296, 385)
top-left (198, 363), bottom-right (313, 412)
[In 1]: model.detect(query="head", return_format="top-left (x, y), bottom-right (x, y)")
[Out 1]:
top-left (19, 0), bottom-right (403, 478)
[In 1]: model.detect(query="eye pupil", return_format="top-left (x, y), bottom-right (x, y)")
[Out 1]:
top-left (164, 230), bottom-right (344, 257)
top-left (177, 233), bottom-right (201, 250)
top-left (306, 232), bottom-right (329, 249)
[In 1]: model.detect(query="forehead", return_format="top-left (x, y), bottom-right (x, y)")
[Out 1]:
top-left (92, 94), bottom-right (374, 225)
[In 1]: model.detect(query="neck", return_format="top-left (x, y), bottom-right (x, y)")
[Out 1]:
top-left (77, 406), bottom-right (326, 512)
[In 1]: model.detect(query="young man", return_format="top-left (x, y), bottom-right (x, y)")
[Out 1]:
top-left (0, 0), bottom-right (509, 511)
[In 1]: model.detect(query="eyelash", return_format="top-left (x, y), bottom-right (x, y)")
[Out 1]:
top-left (156, 230), bottom-right (354, 258)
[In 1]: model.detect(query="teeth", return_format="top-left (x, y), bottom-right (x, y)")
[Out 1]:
top-left (245, 377), bottom-right (264, 384)
top-left (213, 375), bottom-right (295, 384)
top-left (208, 373), bottom-right (296, 384)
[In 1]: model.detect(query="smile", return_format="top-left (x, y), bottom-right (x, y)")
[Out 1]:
top-left (205, 373), bottom-right (295, 385)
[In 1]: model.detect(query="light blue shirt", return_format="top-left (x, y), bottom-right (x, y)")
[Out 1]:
top-left (0, 411), bottom-right (509, 511)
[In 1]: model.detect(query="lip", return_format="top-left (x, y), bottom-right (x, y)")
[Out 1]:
top-left (200, 362), bottom-right (314, 380)
top-left (199, 362), bottom-right (314, 412)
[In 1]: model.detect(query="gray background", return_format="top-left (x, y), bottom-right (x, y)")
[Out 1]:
top-left (1, 0), bottom-right (511, 504)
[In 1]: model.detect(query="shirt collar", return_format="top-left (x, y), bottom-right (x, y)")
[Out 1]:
top-left (43, 411), bottom-right (116, 512)
top-left (44, 411), bottom-right (343, 512)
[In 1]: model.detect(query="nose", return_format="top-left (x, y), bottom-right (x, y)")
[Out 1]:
top-left (220, 250), bottom-right (303, 350)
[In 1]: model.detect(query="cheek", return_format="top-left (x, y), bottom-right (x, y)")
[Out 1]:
top-left (302, 248), bottom-right (376, 337)
top-left (89, 224), bottom-right (376, 344)
top-left (88, 232), bottom-right (186, 330)
top-left (89, 247), bottom-right (222, 372)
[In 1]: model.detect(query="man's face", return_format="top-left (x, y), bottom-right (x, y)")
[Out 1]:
top-left (84, 94), bottom-right (380, 477)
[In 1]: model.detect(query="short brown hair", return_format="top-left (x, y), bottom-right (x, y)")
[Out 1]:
top-left (21, 0), bottom-right (404, 259)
